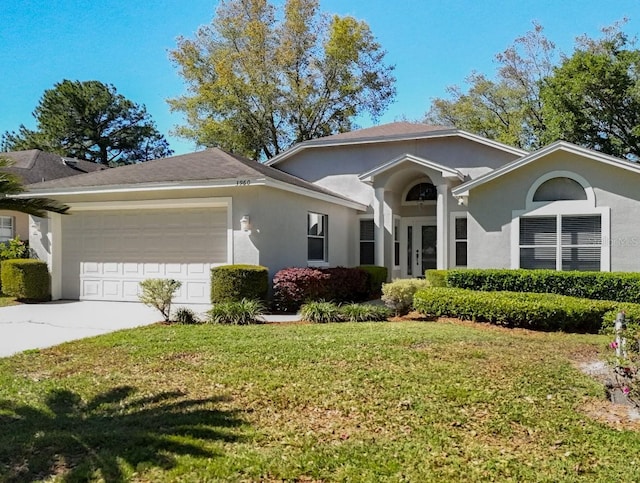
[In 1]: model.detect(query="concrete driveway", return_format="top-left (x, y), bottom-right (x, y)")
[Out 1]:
top-left (0, 301), bottom-right (207, 358)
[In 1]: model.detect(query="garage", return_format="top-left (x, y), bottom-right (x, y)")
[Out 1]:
top-left (60, 206), bottom-right (228, 303)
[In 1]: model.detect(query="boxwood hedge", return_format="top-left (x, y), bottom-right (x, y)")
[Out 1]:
top-left (210, 264), bottom-right (269, 303)
top-left (413, 287), bottom-right (633, 333)
top-left (1, 259), bottom-right (51, 302)
top-left (445, 269), bottom-right (640, 304)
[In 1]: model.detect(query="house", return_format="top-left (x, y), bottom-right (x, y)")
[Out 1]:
top-left (0, 150), bottom-right (106, 243)
top-left (19, 122), bottom-right (640, 304)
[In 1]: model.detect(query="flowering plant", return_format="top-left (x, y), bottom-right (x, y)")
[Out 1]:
top-left (609, 321), bottom-right (640, 406)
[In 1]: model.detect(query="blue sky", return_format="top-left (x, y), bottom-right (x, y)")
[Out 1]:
top-left (1, 1), bottom-right (639, 155)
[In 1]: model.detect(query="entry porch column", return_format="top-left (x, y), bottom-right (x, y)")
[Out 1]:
top-left (436, 184), bottom-right (448, 270)
top-left (374, 186), bottom-right (385, 266)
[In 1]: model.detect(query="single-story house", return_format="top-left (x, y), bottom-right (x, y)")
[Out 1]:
top-left (0, 150), bottom-right (105, 242)
top-left (18, 122), bottom-right (640, 303)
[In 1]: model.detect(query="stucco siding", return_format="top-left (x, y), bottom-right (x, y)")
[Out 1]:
top-left (277, 137), bottom-right (520, 186)
top-left (467, 151), bottom-right (640, 271)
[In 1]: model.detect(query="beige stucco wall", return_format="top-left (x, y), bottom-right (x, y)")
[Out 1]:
top-left (467, 151), bottom-right (640, 271)
top-left (0, 211), bottom-right (29, 241)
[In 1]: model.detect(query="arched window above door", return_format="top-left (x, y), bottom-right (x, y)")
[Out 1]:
top-left (405, 182), bottom-right (437, 202)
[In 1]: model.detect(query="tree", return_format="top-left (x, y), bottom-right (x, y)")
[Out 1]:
top-left (168, 0), bottom-right (396, 160)
top-left (0, 157), bottom-right (68, 217)
top-left (2, 80), bottom-right (173, 165)
top-left (541, 27), bottom-right (640, 160)
top-left (425, 23), bottom-right (556, 150)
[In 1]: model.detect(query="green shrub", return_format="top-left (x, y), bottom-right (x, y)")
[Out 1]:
top-left (1, 259), bottom-right (50, 302)
top-left (445, 269), bottom-right (640, 303)
top-left (340, 303), bottom-right (390, 322)
top-left (174, 307), bottom-right (201, 325)
top-left (413, 287), bottom-right (619, 333)
top-left (299, 301), bottom-right (343, 323)
top-left (358, 265), bottom-right (388, 297)
top-left (207, 298), bottom-right (265, 325)
top-left (425, 269), bottom-right (448, 287)
top-left (210, 265), bottom-right (268, 303)
top-left (601, 304), bottom-right (640, 333)
top-left (381, 279), bottom-right (430, 316)
top-left (138, 279), bottom-right (182, 322)
top-left (0, 236), bottom-right (28, 261)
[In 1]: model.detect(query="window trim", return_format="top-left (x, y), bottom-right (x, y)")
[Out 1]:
top-left (449, 211), bottom-right (468, 268)
top-left (511, 205), bottom-right (610, 271)
top-left (393, 215), bottom-right (401, 268)
top-left (0, 216), bottom-right (14, 242)
top-left (525, 171), bottom-right (595, 209)
top-left (307, 211), bottom-right (328, 265)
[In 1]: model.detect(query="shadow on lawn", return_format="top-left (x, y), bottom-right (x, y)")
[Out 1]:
top-left (0, 386), bottom-right (243, 482)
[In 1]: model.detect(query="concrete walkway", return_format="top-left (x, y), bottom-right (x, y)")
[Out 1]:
top-left (0, 300), bottom-right (300, 358)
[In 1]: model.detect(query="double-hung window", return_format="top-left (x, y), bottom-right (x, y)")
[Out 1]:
top-left (454, 216), bottom-right (468, 267)
top-left (519, 215), bottom-right (601, 271)
top-left (359, 219), bottom-right (375, 265)
top-left (308, 212), bottom-right (328, 262)
top-left (0, 216), bottom-right (14, 242)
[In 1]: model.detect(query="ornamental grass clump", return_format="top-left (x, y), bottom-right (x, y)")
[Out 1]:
top-left (207, 299), bottom-right (265, 325)
top-left (340, 303), bottom-right (390, 322)
top-left (173, 307), bottom-right (201, 325)
top-left (299, 301), bottom-right (342, 323)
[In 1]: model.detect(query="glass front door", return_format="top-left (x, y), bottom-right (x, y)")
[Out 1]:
top-left (406, 222), bottom-right (437, 277)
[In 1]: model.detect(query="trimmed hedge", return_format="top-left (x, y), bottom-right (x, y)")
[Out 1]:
top-left (413, 287), bottom-right (628, 333)
top-left (210, 265), bottom-right (268, 303)
top-left (445, 269), bottom-right (640, 304)
top-left (1, 259), bottom-right (50, 302)
top-left (425, 269), bottom-right (448, 287)
top-left (358, 265), bottom-right (388, 297)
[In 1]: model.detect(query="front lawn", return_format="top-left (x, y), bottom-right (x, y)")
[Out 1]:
top-left (0, 320), bottom-right (638, 481)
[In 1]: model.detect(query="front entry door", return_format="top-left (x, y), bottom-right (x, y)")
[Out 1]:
top-left (405, 221), bottom-right (437, 277)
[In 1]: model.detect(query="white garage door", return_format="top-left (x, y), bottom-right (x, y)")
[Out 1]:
top-left (61, 207), bottom-right (227, 303)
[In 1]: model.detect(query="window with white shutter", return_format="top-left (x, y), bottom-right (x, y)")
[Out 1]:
top-left (359, 219), bottom-right (375, 265)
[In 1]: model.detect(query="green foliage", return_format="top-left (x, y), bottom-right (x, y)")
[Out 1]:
top-left (299, 301), bottom-right (343, 323)
top-left (2, 80), bottom-right (173, 165)
top-left (169, 0), bottom-right (395, 160)
top-left (0, 236), bottom-right (28, 261)
top-left (339, 303), bottom-right (390, 322)
top-left (425, 22), bottom-right (554, 150)
top-left (210, 264), bottom-right (268, 303)
top-left (138, 279), bottom-right (182, 322)
top-left (357, 265), bottom-right (388, 297)
top-left (413, 287), bottom-right (621, 333)
top-left (446, 268), bottom-right (640, 303)
top-left (299, 301), bottom-right (389, 323)
top-left (381, 278), bottom-right (430, 316)
top-left (173, 307), bottom-right (201, 325)
top-left (1, 259), bottom-right (50, 302)
top-left (207, 298), bottom-right (265, 325)
top-left (541, 28), bottom-right (640, 159)
top-left (0, 158), bottom-right (68, 217)
top-left (425, 269), bottom-right (448, 287)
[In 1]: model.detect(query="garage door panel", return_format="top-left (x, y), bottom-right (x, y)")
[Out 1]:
top-left (62, 207), bottom-right (227, 303)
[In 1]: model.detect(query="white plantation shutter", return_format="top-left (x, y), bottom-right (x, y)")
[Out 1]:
top-left (561, 216), bottom-right (601, 271)
top-left (519, 215), bottom-right (602, 271)
top-left (519, 217), bottom-right (557, 269)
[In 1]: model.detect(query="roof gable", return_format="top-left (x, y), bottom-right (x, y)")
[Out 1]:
top-left (358, 153), bottom-right (464, 182)
top-left (452, 141), bottom-right (640, 198)
top-left (265, 122), bottom-right (527, 166)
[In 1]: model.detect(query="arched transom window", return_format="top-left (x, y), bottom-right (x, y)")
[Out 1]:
top-left (405, 182), bottom-right (437, 202)
top-left (533, 177), bottom-right (587, 202)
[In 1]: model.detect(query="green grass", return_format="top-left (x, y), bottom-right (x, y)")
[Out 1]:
top-left (0, 320), bottom-right (639, 481)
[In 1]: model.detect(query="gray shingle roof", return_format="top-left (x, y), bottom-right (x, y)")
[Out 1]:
top-left (25, 147), bottom-right (357, 204)
top-left (0, 149), bottom-right (106, 184)
top-left (316, 122), bottom-right (452, 142)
